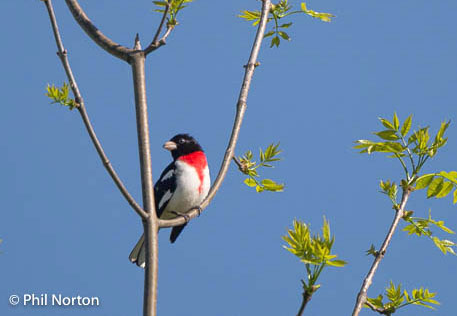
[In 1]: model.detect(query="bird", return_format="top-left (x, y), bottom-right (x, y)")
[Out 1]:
top-left (129, 134), bottom-right (211, 268)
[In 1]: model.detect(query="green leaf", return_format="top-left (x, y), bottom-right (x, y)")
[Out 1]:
top-left (326, 259), bottom-right (347, 267)
top-left (436, 120), bottom-right (450, 141)
top-left (373, 130), bottom-right (399, 141)
top-left (432, 237), bottom-right (456, 255)
top-left (239, 9), bottom-right (261, 25)
top-left (427, 177), bottom-right (444, 198)
top-left (379, 117), bottom-right (395, 130)
top-left (400, 115), bottom-right (412, 137)
top-left (270, 36), bottom-right (280, 47)
top-left (259, 148), bottom-right (265, 162)
top-left (45, 83), bottom-right (77, 110)
top-left (244, 178), bottom-right (257, 187)
top-left (301, 2), bottom-right (334, 22)
top-left (434, 220), bottom-right (455, 234)
top-left (152, 1), bottom-right (167, 6)
top-left (264, 30), bottom-right (275, 38)
top-left (280, 22), bottom-right (293, 28)
top-left (415, 174), bottom-right (435, 190)
top-left (278, 31), bottom-right (290, 41)
top-left (237, 143), bottom-right (283, 192)
top-left (366, 295), bottom-right (384, 309)
top-left (261, 179), bottom-right (284, 192)
top-left (454, 189), bottom-right (457, 204)
top-left (393, 112), bottom-right (400, 131)
top-left (435, 181), bottom-right (453, 198)
top-left (407, 132), bottom-right (418, 145)
top-left (322, 217), bottom-right (330, 243)
top-left (439, 171), bottom-right (457, 184)
top-left (366, 244), bottom-right (377, 257)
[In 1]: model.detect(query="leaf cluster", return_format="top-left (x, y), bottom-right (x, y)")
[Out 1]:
top-left (282, 218), bottom-right (346, 294)
top-left (379, 180), bottom-right (398, 206)
top-left (153, 0), bottom-right (193, 27)
top-left (415, 171), bottom-right (457, 204)
top-left (45, 83), bottom-right (77, 110)
top-left (238, 143), bottom-right (284, 192)
top-left (366, 281), bottom-right (439, 315)
top-left (355, 113), bottom-right (450, 185)
top-left (365, 244), bottom-right (378, 257)
top-left (402, 210), bottom-right (456, 255)
top-left (239, 0), bottom-right (334, 48)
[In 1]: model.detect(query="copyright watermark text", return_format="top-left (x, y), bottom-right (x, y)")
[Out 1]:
top-left (9, 294), bottom-right (100, 307)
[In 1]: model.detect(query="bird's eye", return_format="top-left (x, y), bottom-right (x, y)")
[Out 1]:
top-left (178, 138), bottom-right (185, 144)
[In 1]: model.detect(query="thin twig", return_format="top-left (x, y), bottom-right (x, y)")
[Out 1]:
top-left (143, 27), bottom-right (173, 55)
top-left (158, 0), bottom-right (272, 229)
top-left (296, 287), bottom-right (318, 316)
top-left (64, 0), bottom-right (133, 61)
top-left (365, 301), bottom-right (387, 314)
top-left (351, 187), bottom-right (412, 316)
top-left (153, 5), bottom-right (169, 44)
top-left (143, 3), bottom-right (171, 56)
top-left (42, 0), bottom-right (148, 220)
top-left (232, 156), bottom-right (244, 171)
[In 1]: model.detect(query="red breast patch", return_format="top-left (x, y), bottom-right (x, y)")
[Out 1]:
top-left (178, 151), bottom-right (207, 193)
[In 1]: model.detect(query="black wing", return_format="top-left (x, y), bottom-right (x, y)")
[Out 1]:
top-left (154, 161), bottom-right (177, 218)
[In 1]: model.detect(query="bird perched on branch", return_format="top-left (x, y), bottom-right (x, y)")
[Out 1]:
top-left (129, 134), bottom-right (211, 268)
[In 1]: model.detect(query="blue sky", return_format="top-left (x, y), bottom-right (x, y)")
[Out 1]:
top-left (1, 0), bottom-right (457, 315)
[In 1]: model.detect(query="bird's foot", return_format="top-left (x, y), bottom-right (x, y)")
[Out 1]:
top-left (170, 211), bottom-right (190, 223)
top-left (194, 206), bottom-right (203, 216)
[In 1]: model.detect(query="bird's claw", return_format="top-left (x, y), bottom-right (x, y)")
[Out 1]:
top-left (195, 206), bottom-right (203, 216)
top-left (171, 211), bottom-right (190, 223)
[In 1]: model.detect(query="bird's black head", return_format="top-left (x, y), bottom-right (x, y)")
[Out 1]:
top-left (163, 134), bottom-right (203, 160)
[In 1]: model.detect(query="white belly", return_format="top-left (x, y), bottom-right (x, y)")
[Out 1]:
top-left (160, 161), bottom-right (210, 219)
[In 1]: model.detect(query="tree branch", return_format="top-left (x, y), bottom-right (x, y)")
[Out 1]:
top-left (365, 301), bottom-right (388, 314)
top-left (64, 0), bottom-right (133, 61)
top-left (143, 27), bottom-right (173, 56)
top-left (296, 287), bottom-right (318, 316)
top-left (351, 187), bottom-right (412, 316)
top-left (42, 0), bottom-right (148, 220)
top-left (129, 41), bottom-right (159, 316)
top-left (143, 3), bottom-right (172, 56)
top-left (232, 156), bottom-right (244, 172)
top-left (152, 4), bottom-right (169, 44)
top-left (158, 0), bottom-right (272, 229)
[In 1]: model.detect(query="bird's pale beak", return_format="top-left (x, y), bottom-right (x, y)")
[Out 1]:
top-left (163, 141), bottom-right (177, 151)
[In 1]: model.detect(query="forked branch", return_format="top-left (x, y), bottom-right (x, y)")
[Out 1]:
top-left (64, 0), bottom-right (134, 61)
top-left (42, 0), bottom-right (148, 220)
top-left (144, 3), bottom-right (172, 55)
top-left (159, 0), bottom-right (273, 229)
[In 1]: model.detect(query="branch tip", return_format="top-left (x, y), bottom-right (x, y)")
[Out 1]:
top-left (134, 33), bottom-right (142, 50)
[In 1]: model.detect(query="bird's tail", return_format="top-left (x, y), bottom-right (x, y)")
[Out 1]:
top-left (129, 234), bottom-right (146, 268)
top-left (130, 224), bottom-right (188, 267)
top-left (170, 223), bottom-right (188, 243)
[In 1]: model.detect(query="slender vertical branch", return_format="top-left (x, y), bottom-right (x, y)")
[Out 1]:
top-left (152, 3), bottom-right (170, 44)
top-left (42, 0), bottom-right (148, 219)
top-left (351, 187), bottom-right (412, 316)
top-left (158, 0), bottom-right (272, 229)
top-left (130, 40), bottom-right (159, 316)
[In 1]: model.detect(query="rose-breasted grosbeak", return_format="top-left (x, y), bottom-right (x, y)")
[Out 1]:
top-left (129, 134), bottom-right (211, 268)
